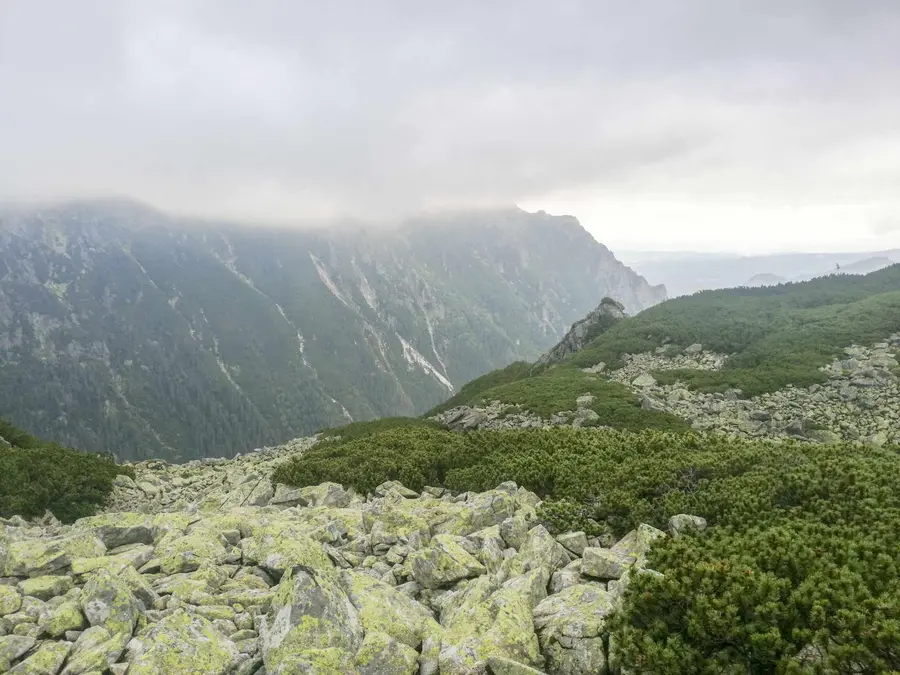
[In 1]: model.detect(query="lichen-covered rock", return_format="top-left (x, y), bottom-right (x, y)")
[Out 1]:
top-left (4, 533), bottom-right (105, 577)
top-left (155, 529), bottom-right (228, 575)
top-left (667, 514), bottom-right (708, 539)
top-left (80, 570), bottom-right (140, 636)
top-left (340, 570), bottom-right (439, 649)
top-left (0, 586), bottom-right (23, 617)
top-left (0, 476), bottom-right (675, 675)
top-left (369, 506), bottom-right (430, 552)
top-left (610, 524), bottom-right (666, 568)
top-left (548, 560), bottom-right (605, 596)
top-left (240, 525), bottom-right (333, 578)
top-left (0, 635), bottom-right (36, 666)
top-left (555, 531), bottom-right (588, 557)
top-left (40, 599), bottom-right (88, 637)
top-left (580, 547), bottom-right (631, 580)
top-left (18, 575), bottom-right (73, 601)
top-left (355, 631), bottom-right (419, 675)
top-left (7, 639), bottom-right (72, 674)
top-left (430, 488), bottom-right (518, 536)
top-left (409, 535), bottom-right (486, 590)
top-left (439, 574), bottom-right (543, 675)
top-left (260, 565), bottom-right (363, 675)
top-left (125, 609), bottom-right (239, 675)
top-left (74, 513), bottom-right (155, 549)
top-left (499, 515), bottom-right (531, 551)
top-left (487, 655), bottom-right (549, 675)
top-left (297, 482), bottom-right (353, 508)
top-left (505, 526), bottom-right (570, 579)
top-left (60, 626), bottom-right (129, 675)
top-left (533, 584), bottom-right (614, 675)
top-left (71, 545), bottom-right (155, 576)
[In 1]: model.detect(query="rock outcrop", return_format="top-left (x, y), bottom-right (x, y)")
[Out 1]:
top-left (0, 451), bottom-right (676, 674)
top-left (535, 298), bottom-right (627, 369)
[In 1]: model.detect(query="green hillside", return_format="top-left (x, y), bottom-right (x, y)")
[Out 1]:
top-left (570, 263), bottom-right (900, 395)
top-left (428, 265), bottom-right (900, 427)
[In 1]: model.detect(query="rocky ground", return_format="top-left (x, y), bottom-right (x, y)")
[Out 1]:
top-left (436, 336), bottom-right (900, 446)
top-left (103, 437), bottom-right (317, 515)
top-left (613, 336), bottom-right (900, 445)
top-left (0, 444), bottom-right (704, 675)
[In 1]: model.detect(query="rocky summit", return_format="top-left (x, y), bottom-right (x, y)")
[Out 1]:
top-left (0, 443), bottom-right (698, 675)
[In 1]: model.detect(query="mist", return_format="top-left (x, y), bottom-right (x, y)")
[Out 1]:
top-left (2, 1), bottom-right (900, 252)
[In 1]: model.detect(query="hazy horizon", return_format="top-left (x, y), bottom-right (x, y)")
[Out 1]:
top-left (2, 1), bottom-right (900, 254)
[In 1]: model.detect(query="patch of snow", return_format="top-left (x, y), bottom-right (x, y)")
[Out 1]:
top-left (352, 257), bottom-right (378, 311)
top-left (124, 252), bottom-right (162, 293)
top-left (363, 322), bottom-right (392, 373)
top-left (423, 313), bottom-right (449, 378)
top-left (309, 253), bottom-right (353, 309)
top-left (398, 334), bottom-right (455, 392)
top-left (212, 336), bottom-right (244, 394)
top-left (329, 396), bottom-right (353, 421)
top-left (213, 237), bottom-right (261, 293)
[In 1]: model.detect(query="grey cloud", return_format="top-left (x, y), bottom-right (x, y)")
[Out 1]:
top-left (1, 0), bottom-right (900, 237)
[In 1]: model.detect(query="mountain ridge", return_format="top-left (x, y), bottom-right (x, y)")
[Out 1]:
top-left (0, 200), bottom-right (664, 461)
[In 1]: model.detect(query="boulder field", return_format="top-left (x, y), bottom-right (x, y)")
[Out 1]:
top-left (0, 449), bottom-right (703, 674)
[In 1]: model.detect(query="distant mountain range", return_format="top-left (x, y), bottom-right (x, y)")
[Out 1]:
top-left (0, 200), bottom-right (664, 461)
top-left (618, 249), bottom-right (900, 297)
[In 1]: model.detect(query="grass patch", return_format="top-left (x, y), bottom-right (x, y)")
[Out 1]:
top-left (316, 416), bottom-right (444, 442)
top-left (432, 366), bottom-right (689, 431)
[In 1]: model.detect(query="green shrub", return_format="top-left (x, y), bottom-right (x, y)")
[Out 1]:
top-left (317, 416), bottom-right (444, 442)
top-left (425, 363), bottom-right (689, 432)
top-left (274, 424), bottom-right (900, 671)
top-left (426, 361), bottom-right (533, 416)
top-left (274, 426), bottom-right (474, 495)
top-left (0, 419), bottom-right (132, 522)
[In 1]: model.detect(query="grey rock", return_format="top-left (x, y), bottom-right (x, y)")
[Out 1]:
top-left (667, 514), bottom-right (708, 539)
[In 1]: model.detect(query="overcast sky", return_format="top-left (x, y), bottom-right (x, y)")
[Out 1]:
top-left (2, 1), bottom-right (900, 253)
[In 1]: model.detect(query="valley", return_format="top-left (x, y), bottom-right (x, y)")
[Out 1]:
top-left (0, 201), bottom-right (663, 462)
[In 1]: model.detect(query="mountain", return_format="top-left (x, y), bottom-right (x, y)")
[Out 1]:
top-left (0, 200), bottom-right (664, 461)
top-left (619, 248), bottom-right (900, 297)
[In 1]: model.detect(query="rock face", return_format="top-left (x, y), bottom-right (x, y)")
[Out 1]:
top-left (608, 336), bottom-right (900, 445)
top-left (535, 298), bottom-right (627, 368)
top-left (0, 201), bottom-right (665, 462)
top-left (0, 455), bottom-right (675, 674)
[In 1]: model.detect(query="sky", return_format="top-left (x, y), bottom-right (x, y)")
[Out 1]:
top-left (1, 1), bottom-right (900, 254)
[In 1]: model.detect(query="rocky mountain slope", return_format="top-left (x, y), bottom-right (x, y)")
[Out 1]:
top-left (0, 200), bottom-right (664, 462)
top-left (533, 298), bottom-right (625, 369)
top-left (431, 264), bottom-right (900, 442)
top-left (0, 438), bottom-right (689, 675)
